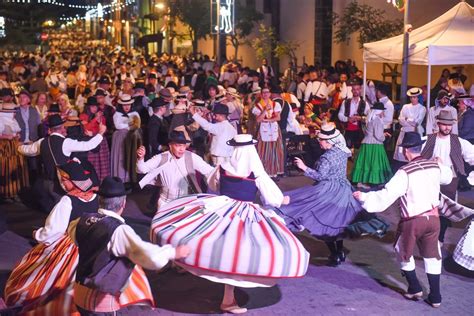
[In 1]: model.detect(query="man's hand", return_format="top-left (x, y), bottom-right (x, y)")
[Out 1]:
top-left (175, 245), bottom-right (191, 259)
top-left (98, 123), bottom-right (106, 135)
top-left (434, 157), bottom-right (443, 164)
top-left (137, 146), bottom-right (146, 160)
top-left (353, 191), bottom-right (363, 200)
top-left (282, 196), bottom-right (290, 205)
top-left (189, 105), bottom-right (197, 115)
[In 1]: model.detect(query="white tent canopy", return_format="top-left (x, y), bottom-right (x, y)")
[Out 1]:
top-left (363, 1), bottom-right (474, 66)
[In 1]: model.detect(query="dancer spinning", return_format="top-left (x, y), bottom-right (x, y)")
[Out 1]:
top-left (150, 134), bottom-right (309, 314)
top-left (278, 123), bottom-right (388, 266)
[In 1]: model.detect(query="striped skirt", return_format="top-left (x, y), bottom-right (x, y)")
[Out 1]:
top-left (453, 219), bottom-right (474, 271)
top-left (87, 138), bottom-right (110, 182)
top-left (151, 194), bottom-right (309, 288)
top-left (0, 139), bottom-right (29, 198)
top-left (256, 130), bottom-right (284, 177)
top-left (4, 235), bottom-right (154, 315)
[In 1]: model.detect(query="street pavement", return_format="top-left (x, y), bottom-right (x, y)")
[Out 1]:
top-left (0, 175), bottom-right (473, 315)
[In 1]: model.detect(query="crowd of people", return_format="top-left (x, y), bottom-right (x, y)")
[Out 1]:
top-left (0, 45), bottom-right (473, 314)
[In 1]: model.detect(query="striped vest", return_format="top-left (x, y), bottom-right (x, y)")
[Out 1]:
top-left (421, 134), bottom-right (465, 176)
top-left (399, 158), bottom-right (441, 218)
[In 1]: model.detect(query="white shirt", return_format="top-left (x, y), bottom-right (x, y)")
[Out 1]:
top-left (426, 104), bottom-right (458, 135)
top-left (192, 113), bottom-right (237, 157)
top-left (296, 81), bottom-right (307, 100)
top-left (359, 160), bottom-right (452, 217)
top-left (18, 133), bottom-right (104, 157)
top-left (398, 103), bottom-right (426, 134)
top-left (423, 135), bottom-right (474, 170)
top-left (68, 208), bottom-right (176, 270)
top-left (113, 111), bottom-right (140, 130)
top-left (304, 80), bottom-right (328, 102)
top-left (379, 96), bottom-right (395, 129)
top-left (137, 151), bottom-right (214, 201)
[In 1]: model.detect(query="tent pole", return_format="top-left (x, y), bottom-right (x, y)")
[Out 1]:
top-left (426, 63), bottom-right (431, 133)
top-left (400, 0), bottom-right (411, 106)
top-left (363, 62), bottom-right (367, 101)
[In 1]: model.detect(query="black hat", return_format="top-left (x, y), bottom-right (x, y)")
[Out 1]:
top-left (18, 89), bottom-right (32, 100)
top-left (134, 81), bottom-right (146, 90)
top-left (94, 88), bottom-right (107, 97)
top-left (47, 114), bottom-right (66, 128)
top-left (371, 102), bottom-right (386, 110)
top-left (58, 160), bottom-right (94, 192)
top-left (85, 96), bottom-right (98, 107)
top-left (169, 130), bottom-right (192, 144)
top-left (270, 85), bottom-right (283, 94)
top-left (97, 76), bottom-right (112, 84)
top-left (0, 88), bottom-right (14, 97)
top-left (348, 78), bottom-right (363, 86)
top-left (47, 103), bottom-right (61, 113)
top-left (399, 132), bottom-right (426, 148)
top-left (148, 72), bottom-right (158, 79)
top-left (212, 102), bottom-right (229, 115)
top-left (449, 73), bottom-right (460, 80)
top-left (96, 176), bottom-right (132, 197)
top-left (436, 90), bottom-right (451, 100)
top-left (150, 97), bottom-right (168, 108)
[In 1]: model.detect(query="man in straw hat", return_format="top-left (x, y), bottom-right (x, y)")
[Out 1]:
top-left (136, 129), bottom-right (214, 209)
top-left (420, 110), bottom-right (474, 244)
top-left (426, 90), bottom-right (458, 135)
top-left (69, 176), bottom-right (190, 315)
top-left (354, 132), bottom-right (453, 308)
top-left (190, 102), bottom-right (237, 165)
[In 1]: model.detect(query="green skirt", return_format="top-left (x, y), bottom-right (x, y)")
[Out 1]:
top-left (351, 143), bottom-right (392, 185)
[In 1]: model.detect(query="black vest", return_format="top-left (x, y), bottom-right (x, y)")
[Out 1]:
top-left (421, 134), bottom-right (465, 176)
top-left (69, 195), bottom-right (99, 222)
top-left (39, 135), bottom-right (68, 180)
top-left (276, 99), bottom-right (290, 132)
top-left (343, 98), bottom-right (366, 118)
top-left (76, 213), bottom-right (134, 294)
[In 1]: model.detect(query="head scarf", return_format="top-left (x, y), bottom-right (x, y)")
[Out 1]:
top-left (327, 132), bottom-right (352, 156)
top-left (221, 143), bottom-right (266, 178)
top-left (0, 112), bottom-right (21, 135)
top-left (366, 109), bottom-right (383, 123)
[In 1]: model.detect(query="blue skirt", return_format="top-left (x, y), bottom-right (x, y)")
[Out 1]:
top-left (277, 179), bottom-right (387, 240)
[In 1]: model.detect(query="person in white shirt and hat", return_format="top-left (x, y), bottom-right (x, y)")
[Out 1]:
top-left (426, 90), bottom-right (458, 135)
top-left (190, 102), bottom-right (237, 165)
top-left (393, 87), bottom-right (427, 163)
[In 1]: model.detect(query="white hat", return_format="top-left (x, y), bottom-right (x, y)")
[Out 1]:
top-left (226, 134), bottom-right (258, 146)
top-left (118, 94), bottom-right (134, 105)
top-left (317, 122), bottom-right (341, 140)
top-left (406, 87), bottom-right (422, 97)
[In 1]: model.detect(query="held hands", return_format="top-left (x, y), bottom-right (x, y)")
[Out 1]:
top-left (352, 191), bottom-right (363, 200)
top-left (175, 245), bottom-right (191, 259)
top-left (137, 146), bottom-right (146, 160)
top-left (294, 157), bottom-right (307, 172)
top-left (98, 123), bottom-right (106, 135)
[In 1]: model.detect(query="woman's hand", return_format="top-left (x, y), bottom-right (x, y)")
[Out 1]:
top-left (294, 157), bottom-right (307, 172)
top-left (282, 196), bottom-right (290, 205)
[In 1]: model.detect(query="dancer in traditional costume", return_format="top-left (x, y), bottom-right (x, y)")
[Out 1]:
top-left (277, 123), bottom-right (388, 266)
top-left (151, 134), bottom-right (309, 314)
top-left (453, 218), bottom-right (474, 271)
top-left (351, 102), bottom-right (393, 188)
top-left (0, 104), bottom-right (29, 200)
top-left (252, 87), bottom-right (284, 178)
top-left (111, 94), bottom-right (141, 182)
top-left (353, 132), bottom-right (454, 308)
top-left (69, 176), bottom-right (190, 315)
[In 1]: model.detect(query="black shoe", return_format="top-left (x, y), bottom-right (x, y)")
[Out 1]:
top-left (327, 254), bottom-right (341, 267)
top-left (337, 251), bottom-right (346, 262)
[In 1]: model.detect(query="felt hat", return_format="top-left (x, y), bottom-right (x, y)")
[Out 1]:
top-left (96, 176), bottom-right (132, 197)
top-left (399, 132), bottom-right (426, 148)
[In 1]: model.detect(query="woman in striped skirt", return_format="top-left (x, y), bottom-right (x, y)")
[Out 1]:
top-left (151, 134), bottom-right (309, 314)
top-left (0, 105), bottom-right (29, 200)
top-left (4, 160), bottom-right (154, 315)
top-left (252, 87), bottom-right (284, 178)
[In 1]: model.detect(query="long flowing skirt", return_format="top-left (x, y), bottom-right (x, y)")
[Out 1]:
top-left (151, 194), bottom-right (309, 288)
top-left (0, 139), bottom-right (29, 198)
top-left (256, 130), bottom-right (284, 177)
top-left (277, 179), bottom-right (388, 240)
top-left (351, 143), bottom-right (393, 185)
top-left (4, 235), bottom-right (154, 315)
top-left (453, 219), bottom-right (474, 271)
top-left (87, 138), bottom-right (110, 182)
top-left (110, 129), bottom-right (129, 182)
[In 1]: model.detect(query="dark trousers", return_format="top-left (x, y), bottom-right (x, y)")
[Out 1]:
top-left (344, 129), bottom-right (363, 149)
top-left (439, 177), bottom-right (459, 242)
